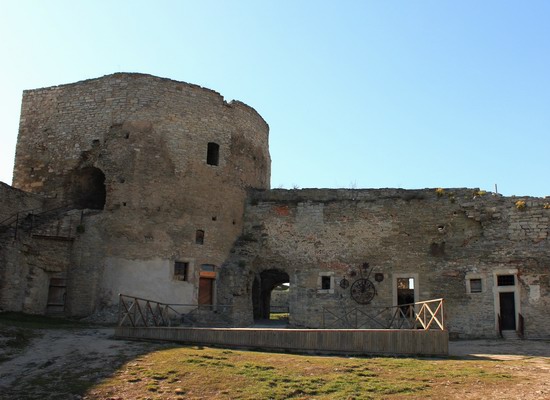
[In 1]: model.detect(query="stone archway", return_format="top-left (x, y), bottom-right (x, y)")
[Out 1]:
top-left (69, 167), bottom-right (106, 209)
top-left (252, 269), bottom-right (289, 321)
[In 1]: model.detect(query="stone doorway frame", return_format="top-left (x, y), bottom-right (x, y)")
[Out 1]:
top-left (493, 268), bottom-right (521, 333)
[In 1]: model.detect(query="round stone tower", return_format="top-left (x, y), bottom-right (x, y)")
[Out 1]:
top-left (13, 73), bottom-right (270, 315)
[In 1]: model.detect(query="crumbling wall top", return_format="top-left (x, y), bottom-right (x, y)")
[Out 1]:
top-left (22, 73), bottom-right (269, 129)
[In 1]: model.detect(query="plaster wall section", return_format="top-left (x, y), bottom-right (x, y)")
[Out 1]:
top-left (220, 188), bottom-right (549, 338)
top-left (100, 258), bottom-right (196, 306)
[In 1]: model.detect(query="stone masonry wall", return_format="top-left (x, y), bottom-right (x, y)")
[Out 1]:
top-left (219, 188), bottom-right (550, 338)
top-left (14, 73), bottom-right (270, 198)
top-left (0, 182), bottom-right (44, 223)
top-left (5, 73), bottom-right (549, 339)
top-left (0, 183), bottom-right (46, 312)
top-left (8, 73), bottom-right (271, 316)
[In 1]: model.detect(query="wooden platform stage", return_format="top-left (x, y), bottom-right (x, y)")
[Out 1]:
top-left (115, 326), bottom-right (449, 356)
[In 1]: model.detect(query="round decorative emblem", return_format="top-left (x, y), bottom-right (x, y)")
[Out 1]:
top-left (350, 278), bottom-right (376, 304)
top-left (339, 278), bottom-right (350, 289)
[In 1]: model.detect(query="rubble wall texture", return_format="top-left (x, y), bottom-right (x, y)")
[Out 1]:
top-left (0, 182), bottom-right (43, 223)
top-left (8, 73), bottom-right (270, 315)
top-left (3, 74), bottom-right (549, 339)
top-left (219, 188), bottom-right (550, 338)
top-left (0, 183), bottom-right (45, 312)
top-left (0, 225), bottom-right (73, 314)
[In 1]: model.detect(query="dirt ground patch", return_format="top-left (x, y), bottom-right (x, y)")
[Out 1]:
top-left (0, 328), bottom-right (166, 399)
top-left (0, 328), bottom-right (548, 399)
top-left (447, 339), bottom-right (550, 400)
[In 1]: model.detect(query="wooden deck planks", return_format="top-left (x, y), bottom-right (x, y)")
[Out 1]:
top-left (115, 327), bottom-right (449, 356)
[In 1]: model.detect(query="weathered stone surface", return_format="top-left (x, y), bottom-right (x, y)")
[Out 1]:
top-left (218, 189), bottom-right (549, 338)
top-left (1, 73), bottom-right (270, 315)
top-left (0, 182), bottom-right (43, 223)
top-left (1, 74), bottom-right (548, 340)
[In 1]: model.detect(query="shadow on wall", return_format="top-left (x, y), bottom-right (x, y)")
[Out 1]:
top-left (69, 167), bottom-right (106, 210)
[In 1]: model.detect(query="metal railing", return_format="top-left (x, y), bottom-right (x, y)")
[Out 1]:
top-left (117, 294), bottom-right (233, 327)
top-left (322, 298), bottom-right (445, 330)
top-left (0, 202), bottom-right (77, 239)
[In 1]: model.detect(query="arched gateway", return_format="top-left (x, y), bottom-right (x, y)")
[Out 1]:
top-left (252, 269), bottom-right (289, 321)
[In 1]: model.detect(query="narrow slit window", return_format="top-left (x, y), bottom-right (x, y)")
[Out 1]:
top-left (195, 229), bottom-right (205, 245)
top-left (207, 142), bottom-right (219, 166)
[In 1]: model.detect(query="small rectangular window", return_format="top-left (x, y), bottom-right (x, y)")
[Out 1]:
top-left (470, 278), bottom-right (482, 293)
top-left (497, 275), bottom-right (515, 286)
top-left (207, 142), bottom-right (219, 166)
top-left (201, 264), bottom-right (215, 272)
top-left (317, 273), bottom-right (334, 293)
top-left (195, 229), bottom-right (204, 245)
top-left (200, 264), bottom-right (216, 279)
top-left (397, 277), bottom-right (414, 290)
top-left (174, 261), bottom-right (189, 281)
top-left (321, 276), bottom-right (331, 290)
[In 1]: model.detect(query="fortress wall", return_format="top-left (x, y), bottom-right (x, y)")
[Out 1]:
top-left (5, 73), bottom-right (548, 337)
top-left (14, 73), bottom-right (269, 198)
top-left (220, 188), bottom-right (550, 338)
top-left (9, 74), bottom-right (270, 315)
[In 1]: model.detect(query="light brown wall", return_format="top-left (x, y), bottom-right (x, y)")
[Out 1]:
top-left (11, 73), bottom-right (271, 316)
top-left (220, 188), bottom-right (550, 338)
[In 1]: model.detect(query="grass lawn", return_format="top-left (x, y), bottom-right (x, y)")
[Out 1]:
top-left (88, 345), bottom-right (515, 399)
top-left (2, 313), bottom-right (542, 399)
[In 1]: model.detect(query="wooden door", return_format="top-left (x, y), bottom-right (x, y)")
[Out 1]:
top-left (46, 278), bottom-right (66, 314)
top-left (198, 277), bottom-right (213, 305)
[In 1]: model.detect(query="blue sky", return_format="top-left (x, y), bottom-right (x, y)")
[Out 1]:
top-left (1, 1), bottom-right (548, 196)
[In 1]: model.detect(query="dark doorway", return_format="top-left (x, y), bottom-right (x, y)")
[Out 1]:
top-left (397, 278), bottom-right (415, 303)
top-left (397, 277), bottom-right (416, 317)
top-left (499, 292), bottom-right (516, 330)
top-left (252, 269), bottom-right (289, 322)
top-left (70, 167), bottom-right (106, 209)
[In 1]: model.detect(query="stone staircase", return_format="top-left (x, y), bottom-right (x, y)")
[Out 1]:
top-left (0, 204), bottom-right (81, 241)
top-left (501, 330), bottom-right (521, 340)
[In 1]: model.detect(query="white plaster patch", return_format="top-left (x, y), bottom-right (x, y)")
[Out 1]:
top-left (529, 285), bottom-right (540, 302)
top-left (100, 257), bottom-right (195, 306)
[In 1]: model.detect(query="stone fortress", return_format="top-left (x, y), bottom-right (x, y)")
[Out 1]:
top-left (0, 73), bottom-right (548, 339)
